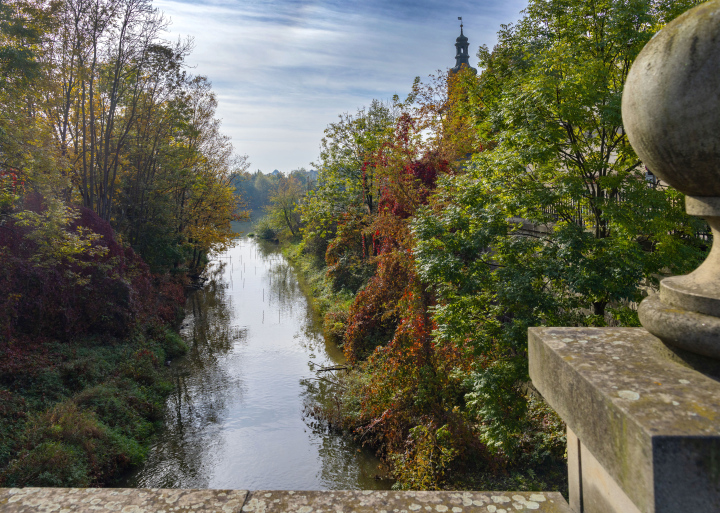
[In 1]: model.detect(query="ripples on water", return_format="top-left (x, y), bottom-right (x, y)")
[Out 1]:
top-left (125, 231), bottom-right (393, 490)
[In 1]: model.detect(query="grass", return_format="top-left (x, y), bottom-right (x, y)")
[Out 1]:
top-left (0, 325), bottom-right (187, 487)
top-left (282, 241), bottom-right (355, 346)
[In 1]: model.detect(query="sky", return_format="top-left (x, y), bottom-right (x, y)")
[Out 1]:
top-left (155, 0), bottom-right (529, 174)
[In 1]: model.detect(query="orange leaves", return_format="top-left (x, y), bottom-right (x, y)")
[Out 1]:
top-left (343, 250), bottom-right (410, 363)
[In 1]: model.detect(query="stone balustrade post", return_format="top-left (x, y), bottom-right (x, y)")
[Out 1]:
top-left (529, 2), bottom-right (720, 512)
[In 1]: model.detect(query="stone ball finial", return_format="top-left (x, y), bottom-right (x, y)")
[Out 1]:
top-left (623, 0), bottom-right (720, 198)
top-left (623, 0), bottom-right (720, 359)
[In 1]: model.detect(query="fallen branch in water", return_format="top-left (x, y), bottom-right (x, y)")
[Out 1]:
top-left (308, 376), bottom-right (347, 389)
top-left (317, 365), bottom-right (349, 372)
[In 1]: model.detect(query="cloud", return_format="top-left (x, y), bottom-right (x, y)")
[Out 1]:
top-left (155, 0), bottom-right (527, 172)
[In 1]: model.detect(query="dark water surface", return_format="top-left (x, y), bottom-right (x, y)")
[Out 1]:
top-left (125, 228), bottom-right (392, 490)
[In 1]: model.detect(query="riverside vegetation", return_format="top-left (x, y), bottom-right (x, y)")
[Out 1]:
top-left (256, 0), bottom-right (709, 493)
top-left (0, 0), bottom-right (243, 486)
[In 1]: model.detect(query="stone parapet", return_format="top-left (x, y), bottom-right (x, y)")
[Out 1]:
top-left (528, 327), bottom-right (720, 513)
top-left (0, 488), bottom-right (248, 512)
top-left (0, 488), bottom-right (571, 513)
top-left (240, 490), bottom-right (570, 512)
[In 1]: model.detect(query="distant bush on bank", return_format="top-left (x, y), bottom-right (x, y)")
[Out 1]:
top-left (255, 216), bottom-right (279, 242)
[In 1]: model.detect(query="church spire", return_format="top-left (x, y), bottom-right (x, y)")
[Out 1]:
top-left (452, 17), bottom-right (477, 75)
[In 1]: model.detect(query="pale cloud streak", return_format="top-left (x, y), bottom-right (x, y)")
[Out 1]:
top-left (155, 0), bottom-right (528, 172)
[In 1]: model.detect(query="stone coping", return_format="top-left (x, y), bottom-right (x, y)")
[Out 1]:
top-left (0, 488), bottom-right (571, 513)
top-left (0, 488), bottom-right (247, 512)
top-left (241, 490), bottom-right (570, 512)
top-left (528, 327), bottom-right (720, 512)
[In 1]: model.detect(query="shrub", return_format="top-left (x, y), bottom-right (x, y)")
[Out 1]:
top-left (255, 217), bottom-right (278, 241)
top-left (1, 442), bottom-right (90, 488)
top-left (0, 196), bottom-right (186, 343)
top-left (323, 309), bottom-right (349, 346)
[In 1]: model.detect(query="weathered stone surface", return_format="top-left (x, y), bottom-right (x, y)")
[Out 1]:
top-left (0, 489), bottom-right (570, 513)
top-left (240, 490), bottom-right (571, 513)
top-left (0, 488), bottom-right (248, 512)
top-left (622, 0), bottom-right (720, 197)
top-left (622, 0), bottom-right (720, 359)
top-left (529, 327), bottom-right (720, 513)
top-left (568, 427), bottom-right (642, 513)
top-left (638, 293), bottom-right (720, 359)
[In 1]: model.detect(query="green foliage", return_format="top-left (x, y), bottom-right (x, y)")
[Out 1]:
top-left (301, 100), bottom-right (396, 241)
top-left (264, 174), bottom-right (304, 239)
top-left (233, 168), bottom-right (317, 216)
top-left (325, 216), bottom-right (377, 294)
top-left (13, 199), bottom-right (107, 272)
top-left (295, 0), bottom-right (707, 493)
top-left (0, 324), bottom-right (185, 487)
top-left (391, 423), bottom-right (458, 490)
top-left (255, 216), bottom-right (279, 241)
top-left (413, 0), bottom-right (706, 457)
top-left (3, 441), bottom-right (90, 488)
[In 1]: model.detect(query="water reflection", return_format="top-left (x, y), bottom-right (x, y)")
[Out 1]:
top-left (125, 233), bottom-right (393, 490)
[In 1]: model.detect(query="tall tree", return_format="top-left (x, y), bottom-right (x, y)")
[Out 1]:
top-left (266, 174), bottom-right (302, 238)
top-left (413, 0), bottom-right (707, 453)
top-left (302, 99), bottom-right (396, 240)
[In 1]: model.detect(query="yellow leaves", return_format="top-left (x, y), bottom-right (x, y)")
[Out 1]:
top-left (183, 177), bottom-right (238, 254)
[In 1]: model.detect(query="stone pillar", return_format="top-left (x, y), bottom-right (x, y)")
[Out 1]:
top-left (530, 1), bottom-right (720, 512)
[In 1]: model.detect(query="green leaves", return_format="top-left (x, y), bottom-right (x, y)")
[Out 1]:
top-left (413, 0), bottom-right (706, 455)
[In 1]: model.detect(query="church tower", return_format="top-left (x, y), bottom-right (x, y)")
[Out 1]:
top-left (451, 18), bottom-right (477, 75)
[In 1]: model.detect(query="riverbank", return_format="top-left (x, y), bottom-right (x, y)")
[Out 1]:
top-left (124, 232), bottom-right (394, 490)
top-left (281, 242), bottom-right (354, 346)
top-left (0, 325), bottom-right (188, 487)
top-left (278, 236), bottom-right (567, 494)
top-left (0, 207), bottom-right (189, 487)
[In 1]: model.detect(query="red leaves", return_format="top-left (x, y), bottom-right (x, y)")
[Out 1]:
top-left (0, 196), bottom-right (185, 344)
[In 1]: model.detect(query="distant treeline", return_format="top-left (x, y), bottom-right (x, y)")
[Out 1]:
top-left (233, 169), bottom-right (318, 215)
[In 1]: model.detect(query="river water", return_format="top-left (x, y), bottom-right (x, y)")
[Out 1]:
top-left (125, 229), bottom-right (393, 490)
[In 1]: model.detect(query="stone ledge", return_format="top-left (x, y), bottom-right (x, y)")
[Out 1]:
top-left (0, 489), bottom-right (571, 513)
top-left (528, 327), bottom-right (720, 513)
top-left (241, 490), bottom-right (570, 512)
top-left (0, 488), bottom-right (248, 512)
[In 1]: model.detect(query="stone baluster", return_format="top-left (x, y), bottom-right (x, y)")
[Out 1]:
top-left (529, 3), bottom-right (720, 512)
top-left (623, 0), bottom-right (720, 361)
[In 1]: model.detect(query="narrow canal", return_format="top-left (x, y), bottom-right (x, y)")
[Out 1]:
top-left (125, 229), bottom-right (393, 490)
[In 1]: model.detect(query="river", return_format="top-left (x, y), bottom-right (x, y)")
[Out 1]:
top-left (125, 227), bottom-right (393, 490)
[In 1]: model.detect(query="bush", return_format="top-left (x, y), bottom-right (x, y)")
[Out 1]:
top-left (2, 442), bottom-right (90, 488)
top-left (0, 390), bottom-right (26, 468)
top-left (161, 327), bottom-right (189, 359)
top-left (255, 217), bottom-right (279, 241)
top-left (323, 309), bottom-right (349, 346)
top-left (74, 381), bottom-right (158, 440)
top-left (0, 196), bottom-right (187, 344)
top-left (0, 323), bottom-right (186, 486)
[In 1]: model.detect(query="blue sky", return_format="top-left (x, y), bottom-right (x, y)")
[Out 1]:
top-left (155, 0), bottom-right (528, 173)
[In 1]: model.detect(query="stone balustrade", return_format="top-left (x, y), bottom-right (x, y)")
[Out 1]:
top-left (0, 488), bottom-right (572, 513)
top-left (528, 2), bottom-right (720, 511)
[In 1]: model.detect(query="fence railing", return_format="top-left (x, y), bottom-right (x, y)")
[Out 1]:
top-left (531, 192), bottom-right (712, 244)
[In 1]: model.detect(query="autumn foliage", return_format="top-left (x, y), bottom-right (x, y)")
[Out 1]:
top-left (297, 87), bottom-right (486, 488)
top-left (0, 195), bottom-right (183, 344)
top-left (292, 65), bottom-right (572, 491)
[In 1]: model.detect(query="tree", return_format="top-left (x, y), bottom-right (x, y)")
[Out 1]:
top-left (266, 174), bottom-right (302, 238)
top-left (413, 0), bottom-right (707, 453)
top-left (302, 99), bottom-right (396, 240)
